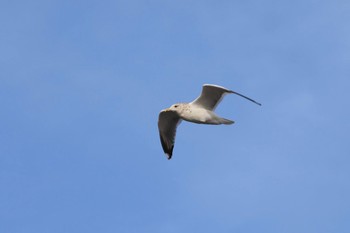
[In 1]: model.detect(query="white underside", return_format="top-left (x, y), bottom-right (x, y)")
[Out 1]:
top-left (180, 106), bottom-right (229, 125)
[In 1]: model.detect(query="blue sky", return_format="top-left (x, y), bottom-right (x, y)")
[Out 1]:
top-left (1, 0), bottom-right (350, 232)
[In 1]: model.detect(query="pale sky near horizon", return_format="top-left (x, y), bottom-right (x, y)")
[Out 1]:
top-left (1, 1), bottom-right (350, 232)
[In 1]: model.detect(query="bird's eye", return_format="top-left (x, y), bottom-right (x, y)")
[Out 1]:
top-left (174, 105), bottom-right (178, 108)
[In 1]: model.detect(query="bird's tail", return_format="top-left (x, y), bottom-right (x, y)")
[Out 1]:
top-left (220, 118), bottom-right (235, 125)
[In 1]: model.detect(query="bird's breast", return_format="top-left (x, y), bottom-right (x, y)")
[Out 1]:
top-left (180, 107), bottom-right (212, 124)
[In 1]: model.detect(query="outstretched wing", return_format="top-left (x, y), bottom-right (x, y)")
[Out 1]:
top-left (158, 109), bottom-right (182, 159)
top-left (190, 84), bottom-right (233, 111)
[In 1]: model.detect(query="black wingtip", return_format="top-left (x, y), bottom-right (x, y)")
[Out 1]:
top-left (165, 145), bottom-right (174, 160)
top-left (231, 91), bottom-right (262, 106)
top-left (160, 134), bottom-right (174, 160)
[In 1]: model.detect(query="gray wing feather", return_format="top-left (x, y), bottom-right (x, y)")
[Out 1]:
top-left (190, 84), bottom-right (233, 111)
top-left (158, 110), bottom-right (182, 159)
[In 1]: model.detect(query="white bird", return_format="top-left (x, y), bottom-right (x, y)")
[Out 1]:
top-left (158, 84), bottom-right (261, 159)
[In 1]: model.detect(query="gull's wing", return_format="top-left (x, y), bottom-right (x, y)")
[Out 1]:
top-left (158, 109), bottom-right (182, 159)
top-left (190, 84), bottom-right (233, 111)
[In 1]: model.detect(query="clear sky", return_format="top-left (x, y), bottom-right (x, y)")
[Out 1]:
top-left (1, 0), bottom-right (350, 232)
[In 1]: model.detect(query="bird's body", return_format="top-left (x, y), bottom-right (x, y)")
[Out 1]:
top-left (158, 84), bottom-right (261, 159)
top-left (165, 103), bottom-right (233, 125)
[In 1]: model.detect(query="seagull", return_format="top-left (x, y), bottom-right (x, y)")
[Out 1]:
top-left (158, 84), bottom-right (261, 159)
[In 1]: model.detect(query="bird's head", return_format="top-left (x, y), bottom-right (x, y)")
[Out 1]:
top-left (169, 103), bottom-right (182, 111)
top-left (170, 104), bottom-right (180, 110)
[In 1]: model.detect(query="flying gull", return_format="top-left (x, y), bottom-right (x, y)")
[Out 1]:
top-left (158, 84), bottom-right (261, 159)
